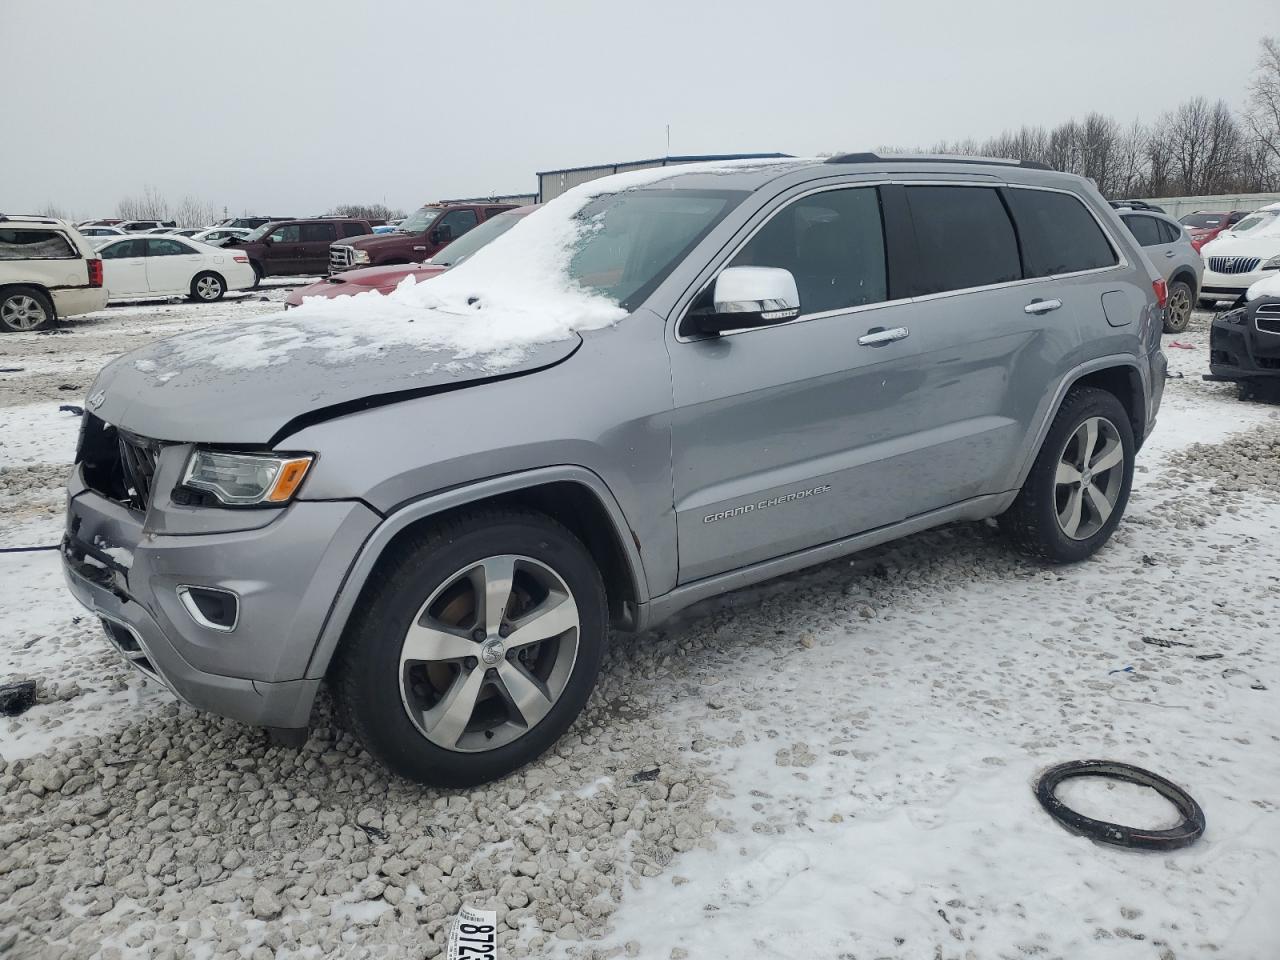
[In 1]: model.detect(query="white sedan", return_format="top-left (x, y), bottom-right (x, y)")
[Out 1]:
top-left (95, 235), bottom-right (256, 302)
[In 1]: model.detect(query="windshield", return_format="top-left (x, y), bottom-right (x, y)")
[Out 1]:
top-left (565, 189), bottom-right (743, 309)
top-left (398, 206), bottom-right (443, 234)
top-left (1180, 213), bottom-right (1224, 228)
top-left (1230, 210), bottom-right (1280, 235)
top-left (428, 209), bottom-right (527, 266)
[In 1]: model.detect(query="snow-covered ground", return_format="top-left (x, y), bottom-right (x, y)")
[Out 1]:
top-left (1, 304), bottom-right (1277, 959)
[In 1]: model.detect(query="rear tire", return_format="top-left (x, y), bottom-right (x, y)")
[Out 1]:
top-left (0, 287), bottom-right (54, 333)
top-left (189, 271), bottom-right (225, 302)
top-left (1163, 280), bottom-right (1192, 333)
top-left (332, 508), bottom-right (607, 788)
top-left (999, 387), bottom-right (1135, 563)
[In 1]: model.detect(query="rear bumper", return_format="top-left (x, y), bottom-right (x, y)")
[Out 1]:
top-left (50, 286), bottom-right (108, 318)
top-left (61, 474), bottom-right (379, 728)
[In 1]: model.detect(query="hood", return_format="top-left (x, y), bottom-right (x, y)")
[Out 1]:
top-left (334, 263), bottom-right (445, 286)
top-left (1201, 229), bottom-right (1280, 258)
top-left (89, 318), bottom-right (581, 446)
top-left (337, 231), bottom-right (419, 252)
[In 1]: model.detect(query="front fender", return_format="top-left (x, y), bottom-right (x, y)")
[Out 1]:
top-left (301, 464), bottom-right (648, 680)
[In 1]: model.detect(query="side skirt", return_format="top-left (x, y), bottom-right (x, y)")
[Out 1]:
top-left (633, 491), bottom-right (1017, 632)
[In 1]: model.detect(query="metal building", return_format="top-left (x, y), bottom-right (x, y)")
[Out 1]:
top-left (536, 153), bottom-right (791, 203)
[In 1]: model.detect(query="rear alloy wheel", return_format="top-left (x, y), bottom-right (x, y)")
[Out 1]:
top-left (190, 271), bottom-right (225, 302)
top-left (1000, 387), bottom-right (1134, 563)
top-left (0, 288), bottom-right (54, 332)
top-left (333, 509), bottom-right (607, 787)
top-left (1163, 280), bottom-right (1193, 333)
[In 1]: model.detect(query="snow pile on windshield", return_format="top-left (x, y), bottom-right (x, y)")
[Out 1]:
top-left (145, 158), bottom-right (801, 376)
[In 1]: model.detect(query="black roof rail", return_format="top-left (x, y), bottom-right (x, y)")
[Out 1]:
top-left (825, 152), bottom-right (1053, 171)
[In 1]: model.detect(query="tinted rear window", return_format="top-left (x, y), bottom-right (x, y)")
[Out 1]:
top-left (300, 223), bottom-right (336, 242)
top-left (905, 186), bottom-right (1020, 294)
top-left (1122, 213), bottom-right (1163, 247)
top-left (1179, 213), bottom-right (1223, 228)
top-left (1006, 189), bottom-right (1118, 275)
top-left (341, 222), bottom-right (366, 237)
top-left (0, 229), bottom-right (75, 260)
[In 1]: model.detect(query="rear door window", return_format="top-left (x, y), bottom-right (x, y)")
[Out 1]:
top-left (1156, 219), bottom-right (1182, 243)
top-left (101, 239), bottom-right (145, 259)
top-left (0, 229), bottom-right (76, 260)
top-left (1005, 189), bottom-right (1119, 275)
top-left (905, 186), bottom-right (1021, 294)
top-left (146, 238), bottom-right (193, 256)
top-left (730, 186), bottom-right (887, 314)
top-left (300, 222), bottom-right (337, 243)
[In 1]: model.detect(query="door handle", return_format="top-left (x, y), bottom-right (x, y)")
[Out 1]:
top-left (857, 326), bottom-right (909, 346)
top-left (1164, 251), bottom-right (1175, 258)
top-left (1024, 298), bottom-right (1063, 315)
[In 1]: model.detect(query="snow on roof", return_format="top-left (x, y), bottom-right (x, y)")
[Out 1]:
top-left (145, 157), bottom-right (801, 377)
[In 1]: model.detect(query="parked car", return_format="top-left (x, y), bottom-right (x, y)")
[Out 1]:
top-left (95, 235), bottom-right (255, 302)
top-left (78, 219), bottom-right (125, 228)
top-left (79, 226), bottom-right (128, 238)
top-left (1198, 202), bottom-right (1280, 306)
top-left (329, 203), bottom-right (514, 272)
top-left (1205, 282), bottom-right (1280, 400)
top-left (218, 217), bottom-right (291, 230)
top-left (119, 220), bottom-right (177, 232)
top-left (228, 218), bottom-right (372, 283)
top-left (62, 156), bottom-right (1165, 787)
top-left (191, 227), bottom-right (252, 247)
top-left (1179, 210), bottom-right (1250, 251)
top-left (1117, 208), bottom-right (1202, 333)
top-left (0, 215), bottom-right (106, 331)
top-left (286, 206), bottom-right (535, 307)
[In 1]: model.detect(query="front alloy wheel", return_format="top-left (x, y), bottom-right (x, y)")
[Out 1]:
top-left (332, 508), bottom-right (607, 787)
top-left (400, 555), bottom-right (580, 752)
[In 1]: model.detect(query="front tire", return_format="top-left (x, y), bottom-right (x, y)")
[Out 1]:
top-left (0, 287), bottom-right (54, 332)
top-left (999, 387), bottom-right (1135, 563)
top-left (1163, 280), bottom-right (1193, 333)
top-left (189, 271), bottom-right (225, 302)
top-left (332, 508), bottom-right (607, 788)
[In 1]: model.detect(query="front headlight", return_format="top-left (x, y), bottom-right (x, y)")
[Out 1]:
top-left (181, 450), bottom-right (314, 506)
top-left (1262, 255), bottom-right (1280, 270)
top-left (352, 249), bottom-right (370, 265)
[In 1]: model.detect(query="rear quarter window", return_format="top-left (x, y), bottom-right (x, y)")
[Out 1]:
top-left (341, 222), bottom-right (366, 237)
top-left (904, 186), bottom-right (1021, 294)
top-left (0, 229), bottom-right (76, 260)
top-left (1006, 189), bottom-right (1119, 274)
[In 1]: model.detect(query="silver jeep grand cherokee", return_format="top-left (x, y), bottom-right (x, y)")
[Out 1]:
top-left (63, 155), bottom-right (1167, 787)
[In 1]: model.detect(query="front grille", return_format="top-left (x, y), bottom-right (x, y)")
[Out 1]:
top-left (1207, 256), bottom-right (1261, 274)
top-left (329, 245), bottom-right (354, 272)
top-left (1257, 304), bottom-right (1280, 335)
top-left (78, 414), bottom-right (163, 512)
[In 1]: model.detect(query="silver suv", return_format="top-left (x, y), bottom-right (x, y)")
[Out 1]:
top-left (63, 156), bottom-right (1167, 787)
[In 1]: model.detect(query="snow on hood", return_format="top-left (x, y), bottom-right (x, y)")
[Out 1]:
top-left (132, 158), bottom-right (799, 384)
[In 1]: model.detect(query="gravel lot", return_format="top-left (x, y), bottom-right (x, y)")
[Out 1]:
top-left (1, 301), bottom-right (1278, 959)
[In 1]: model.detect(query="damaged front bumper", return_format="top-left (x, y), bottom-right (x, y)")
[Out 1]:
top-left (61, 463), bottom-right (379, 730)
top-left (1205, 299), bottom-right (1280, 384)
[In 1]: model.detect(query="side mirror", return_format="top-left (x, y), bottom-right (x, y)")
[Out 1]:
top-left (687, 266), bottom-right (801, 336)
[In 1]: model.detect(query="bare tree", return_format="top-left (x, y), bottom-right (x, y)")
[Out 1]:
top-left (37, 202), bottom-right (68, 219)
top-left (172, 195), bottom-right (220, 228)
top-left (116, 185), bottom-right (171, 220)
top-left (327, 203), bottom-right (406, 221)
top-left (1246, 36), bottom-right (1280, 178)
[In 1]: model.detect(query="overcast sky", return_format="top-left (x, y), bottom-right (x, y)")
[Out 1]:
top-left (3, 0), bottom-right (1277, 218)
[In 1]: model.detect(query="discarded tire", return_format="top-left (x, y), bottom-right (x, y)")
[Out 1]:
top-left (1035, 760), bottom-right (1205, 851)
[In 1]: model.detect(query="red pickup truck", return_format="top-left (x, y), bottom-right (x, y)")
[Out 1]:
top-left (328, 202), bottom-right (515, 273)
